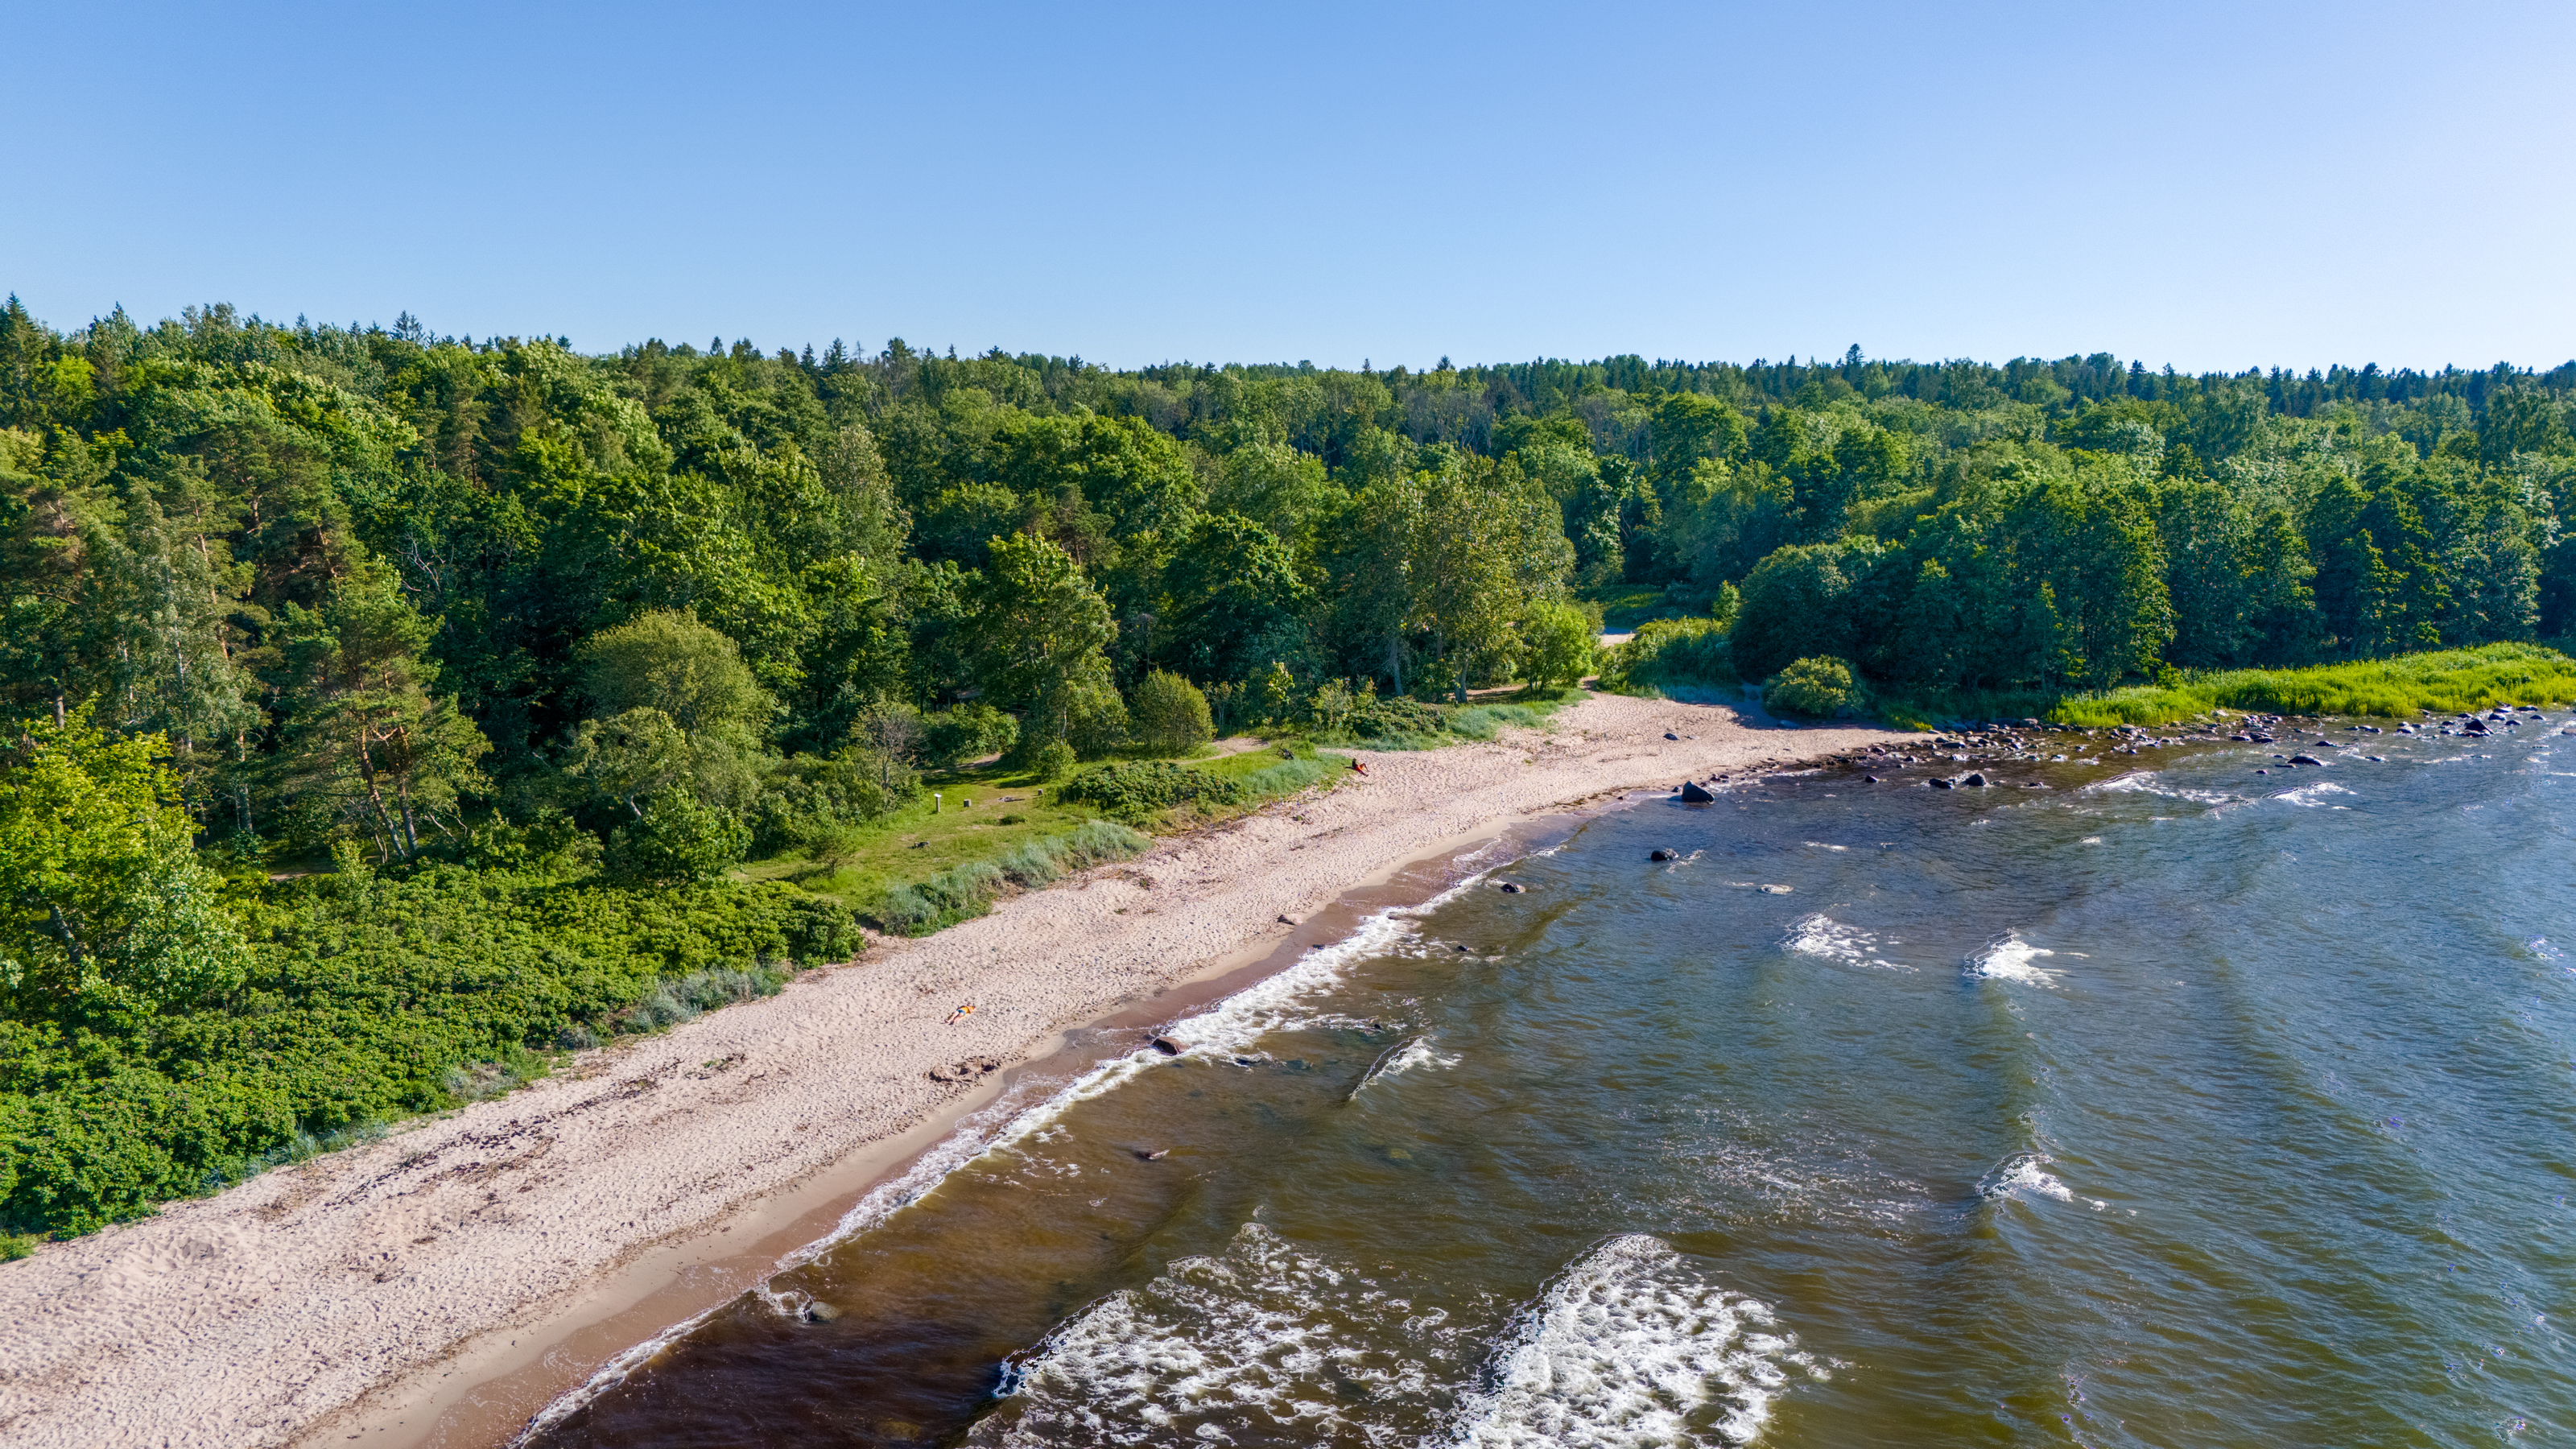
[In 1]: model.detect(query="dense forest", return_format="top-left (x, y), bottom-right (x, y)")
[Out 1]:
top-left (5, 295), bottom-right (2575, 1238)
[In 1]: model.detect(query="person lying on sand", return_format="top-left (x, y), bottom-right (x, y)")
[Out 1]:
top-left (1350, 758), bottom-right (1368, 775)
top-left (945, 1003), bottom-right (976, 1026)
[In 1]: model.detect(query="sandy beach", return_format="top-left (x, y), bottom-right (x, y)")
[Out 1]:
top-left (0, 694), bottom-right (1905, 1449)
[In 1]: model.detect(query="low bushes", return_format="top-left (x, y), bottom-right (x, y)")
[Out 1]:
top-left (0, 866), bottom-right (856, 1239)
top-left (1056, 761), bottom-right (1252, 821)
top-left (1765, 655), bottom-right (1865, 718)
top-left (1599, 617), bottom-right (1734, 693)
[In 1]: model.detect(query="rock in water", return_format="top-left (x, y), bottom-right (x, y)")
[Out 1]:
top-left (1679, 780), bottom-right (1717, 803)
top-left (1134, 1147), bottom-right (1171, 1161)
top-left (2289, 754), bottom-right (2326, 766)
top-left (1649, 848), bottom-right (1675, 861)
top-left (803, 1301), bottom-right (842, 1323)
top-left (1758, 884), bottom-right (1794, 894)
top-left (1148, 1036), bottom-right (1183, 1056)
top-left (1498, 881), bottom-right (1525, 894)
top-left (1962, 771), bottom-right (1988, 787)
top-left (1930, 777), bottom-right (1955, 789)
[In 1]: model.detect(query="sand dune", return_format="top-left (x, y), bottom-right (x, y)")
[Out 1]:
top-left (0, 694), bottom-right (1903, 1448)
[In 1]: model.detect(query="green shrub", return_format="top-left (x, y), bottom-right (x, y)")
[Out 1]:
top-left (1599, 616), bottom-right (1734, 692)
top-left (1129, 670), bottom-right (1216, 755)
top-left (1766, 655), bottom-right (1865, 717)
top-left (1337, 695), bottom-right (1451, 745)
top-left (1056, 760), bottom-right (1250, 822)
top-left (1029, 739), bottom-right (1077, 782)
top-left (1521, 597), bottom-right (1599, 687)
top-left (921, 703), bottom-right (1018, 769)
top-left (608, 793), bottom-right (751, 884)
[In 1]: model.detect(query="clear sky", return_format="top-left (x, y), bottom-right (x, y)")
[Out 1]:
top-left (10, 1), bottom-right (2571, 374)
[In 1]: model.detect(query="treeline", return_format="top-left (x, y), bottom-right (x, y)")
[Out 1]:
top-left (6, 298), bottom-right (2576, 860)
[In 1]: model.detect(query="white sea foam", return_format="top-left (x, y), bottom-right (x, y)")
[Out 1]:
top-left (969, 1223), bottom-right (1467, 1447)
top-left (1348, 1034), bottom-right (1462, 1099)
top-left (1782, 914), bottom-right (1909, 971)
top-left (1383, 1034), bottom-right (1461, 1077)
top-left (2085, 770), bottom-right (2237, 807)
top-left (1965, 933), bottom-right (2063, 987)
top-left (1987, 1153), bottom-right (2110, 1208)
top-left (1447, 1234), bottom-right (1821, 1447)
top-left (1979, 1152), bottom-right (2074, 1203)
top-left (514, 868), bottom-right (1505, 1442)
top-left (2272, 780), bottom-right (2357, 807)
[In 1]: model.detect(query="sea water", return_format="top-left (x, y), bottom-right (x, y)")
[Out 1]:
top-left (522, 720), bottom-right (2576, 1447)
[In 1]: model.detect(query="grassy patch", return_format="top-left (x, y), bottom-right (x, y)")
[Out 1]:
top-left (762, 742), bottom-right (1348, 932)
top-left (872, 819), bottom-right (1151, 935)
top-left (1873, 644), bottom-right (2576, 728)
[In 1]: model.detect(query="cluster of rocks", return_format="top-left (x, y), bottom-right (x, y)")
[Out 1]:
top-left (1798, 717), bottom-right (2237, 789)
top-left (2424, 704), bottom-right (2550, 738)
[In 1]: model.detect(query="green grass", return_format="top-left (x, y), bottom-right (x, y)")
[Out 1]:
top-left (1872, 644), bottom-right (2576, 729)
top-left (750, 741), bottom-right (1351, 931)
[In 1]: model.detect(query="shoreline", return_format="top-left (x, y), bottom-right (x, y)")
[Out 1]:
top-left (0, 693), bottom-right (1905, 1449)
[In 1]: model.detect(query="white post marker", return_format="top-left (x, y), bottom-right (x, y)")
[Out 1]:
top-left (933, 792), bottom-right (942, 814)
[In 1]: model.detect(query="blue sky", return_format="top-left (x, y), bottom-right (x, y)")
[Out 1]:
top-left (10, 1), bottom-right (2571, 373)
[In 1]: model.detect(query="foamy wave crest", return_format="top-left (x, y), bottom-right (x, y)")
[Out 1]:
top-left (1964, 933), bottom-right (2062, 987)
top-left (2272, 780), bottom-right (2357, 807)
top-left (1976, 1152), bottom-right (2103, 1211)
top-left (2084, 770), bottom-right (2238, 806)
top-left (1447, 1235), bottom-right (1819, 1447)
top-left (1350, 1034), bottom-right (1463, 1099)
top-left (1781, 914), bottom-right (1908, 971)
top-left (968, 1223), bottom-right (1468, 1447)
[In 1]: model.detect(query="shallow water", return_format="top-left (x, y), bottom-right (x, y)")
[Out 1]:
top-left (524, 719), bottom-right (2576, 1447)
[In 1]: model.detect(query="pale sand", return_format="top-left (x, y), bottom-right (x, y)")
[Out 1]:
top-left (0, 694), bottom-right (1907, 1448)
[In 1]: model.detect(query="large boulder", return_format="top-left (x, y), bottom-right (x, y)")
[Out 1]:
top-left (1679, 780), bottom-right (1717, 803)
